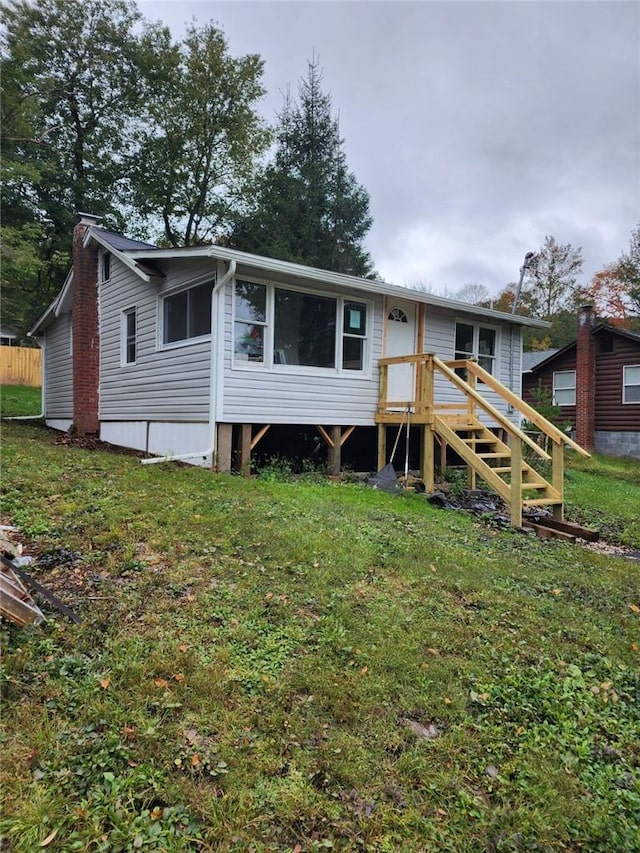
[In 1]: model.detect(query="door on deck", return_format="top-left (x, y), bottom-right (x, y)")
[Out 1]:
top-left (384, 300), bottom-right (417, 408)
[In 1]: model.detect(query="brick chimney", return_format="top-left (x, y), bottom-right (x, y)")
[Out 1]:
top-left (575, 304), bottom-right (595, 450)
top-left (72, 213), bottom-right (101, 435)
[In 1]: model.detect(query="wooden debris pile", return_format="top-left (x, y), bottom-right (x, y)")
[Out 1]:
top-left (0, 527), bottom-right (45, 627)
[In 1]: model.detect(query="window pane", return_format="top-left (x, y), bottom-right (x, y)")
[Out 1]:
top-left (125, 311), bottom-right (136, 363)
top-left (344, 302), bottom-right (366, 335)
top-left (343, 336), bottom-right (364, 371)
top-left (234, 322), bottom-right (264, 362)
top-left (478, 327), bottom-right (495, 356)
top-left (625, 385), bottom-right (640, 403)
top-left (554, 371), bottom-right (576, 390)
top-left (164, 290), bottom-right (188, 343)
top-left (624, 366), bottom-right (640, 385)
top-left (455, 323), bottom-right (474, 355)
top-left (555, 388), bottom-right (576, 406)
top-left (478, 355), bottom-right (494, 374)
top-left (188, 282), bottom-right (213, 338)
top-left (236, 281), bottom-right (266, 322)
top-left (274, 289), bottom-right (336, 368)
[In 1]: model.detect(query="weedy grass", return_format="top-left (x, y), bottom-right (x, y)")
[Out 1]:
top-left (1, 422), bottom-right (639, 852)
top-left (0, 384), bottom-right (42, 418)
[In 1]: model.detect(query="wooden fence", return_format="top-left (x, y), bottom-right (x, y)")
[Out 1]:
top-left (0, 346), bottom-right (42, 387)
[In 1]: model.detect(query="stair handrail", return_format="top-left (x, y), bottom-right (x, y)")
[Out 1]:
top-left (455, 359), bottom-right (589, 457)
top-left (431, 356), bottom-right (551, 461)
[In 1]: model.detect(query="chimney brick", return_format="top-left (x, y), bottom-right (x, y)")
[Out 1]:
top-left (72, 218), bottom-right (100, 434)
top-left (575, 305), bottom-right (595, 449)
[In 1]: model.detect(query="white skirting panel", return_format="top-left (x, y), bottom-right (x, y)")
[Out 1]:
top-left (100, 421), bottom-right (147, 452)
top-left (46, 419), bottom-right (73, 432)
top-left (148, 421), bottom-right (212, 467)
top-left (99, 420), bottom-right (212, 467)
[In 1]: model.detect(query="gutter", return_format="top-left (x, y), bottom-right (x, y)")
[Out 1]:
top-left (141, 259), bottom-right (237, 466)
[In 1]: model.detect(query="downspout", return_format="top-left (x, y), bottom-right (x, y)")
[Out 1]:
top-left (7, 335), bottom-right (46, 420)
top-left (142, 259), bottom-right (236, 465)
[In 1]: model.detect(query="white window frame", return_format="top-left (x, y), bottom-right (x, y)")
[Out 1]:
top-left (622, 364), bottom-right (640, 404)
top-left (231, 276), bottom-right (372, 377)
top-left (454, 320), bottom-right (499, 376)
top-left (121, 307), bottom-right (137, 366)
top-left (553, 369), bottom-right (576, 406)
top-left (158, 275), bottom-right (215, 351)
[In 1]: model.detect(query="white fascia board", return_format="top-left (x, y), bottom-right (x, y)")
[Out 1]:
top-left (125, 244), bottom-right (550, 329)
top-left (84, 228), bottom-right (154, 282)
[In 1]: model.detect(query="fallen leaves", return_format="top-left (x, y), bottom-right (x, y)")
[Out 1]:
top-left (99, 677), bottom-right (110, 690)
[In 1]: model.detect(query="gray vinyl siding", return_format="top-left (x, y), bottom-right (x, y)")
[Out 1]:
top-left (99, 258), bottom-right (215, 421)
top-left (221, 282), bottom-right (383, 425)
top-left (44, 314), bottom-right (73, 419)
top-left (424, 307), bottom-right (521, 419)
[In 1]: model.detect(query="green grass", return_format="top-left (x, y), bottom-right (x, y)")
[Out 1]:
top-left (0, 384), bottom-right (42, 418)
top-left (1, 422), bottom-right (639, 852)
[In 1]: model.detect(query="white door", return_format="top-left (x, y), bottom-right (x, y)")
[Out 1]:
top-left (384, 300), bottom-right (417, 407)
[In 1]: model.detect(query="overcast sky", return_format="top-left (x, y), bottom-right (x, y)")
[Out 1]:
top-left (138, 0), bottom-right (640, 296)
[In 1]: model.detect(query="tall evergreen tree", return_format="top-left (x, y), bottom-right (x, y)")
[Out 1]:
top-left (229, 59), bottom-right (375, 277)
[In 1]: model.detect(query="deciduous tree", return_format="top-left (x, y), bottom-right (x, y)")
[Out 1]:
top-left (519, 235), bottom-right (583, 319)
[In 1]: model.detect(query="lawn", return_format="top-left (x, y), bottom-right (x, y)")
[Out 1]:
top-left (0, 384), bottom-right (42, 418)
top-left (1, 421), bottom-right (639, 852)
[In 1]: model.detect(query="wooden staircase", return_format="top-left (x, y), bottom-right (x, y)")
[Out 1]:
top-left (376, 353), bottom-right (590, 527)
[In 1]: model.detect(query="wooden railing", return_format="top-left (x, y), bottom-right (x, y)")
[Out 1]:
top-left (377, 352), bottom-right (590, 525)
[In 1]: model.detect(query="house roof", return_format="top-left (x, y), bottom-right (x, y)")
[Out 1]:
top-left (522, 349), bottom-right (559, 373)
top-left (97, 230), bottom-right (157, 252)
top-left (525, 323), bottom-right (640, 374)
top-left (124, 241), bottom-right (550, 329)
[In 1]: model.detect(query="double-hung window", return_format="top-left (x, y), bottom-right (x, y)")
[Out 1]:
top-left (553, 370), bottom-right (576, 406)
top-left (163, 281), bottom-right (214, 345)
top-left (232, 279), bottom-right (369, 372)
top-left (623, 365), bottom-right (640, 403)
top-left (454, 322), bottom-right (497, 375)
top-left (122, 308), bottom-right (136, 365)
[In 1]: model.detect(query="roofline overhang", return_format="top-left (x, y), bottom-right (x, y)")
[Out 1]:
top-left (29, 269), bottom-right (74, 336)
top-left (125, 244), bottom-right (550, 329)
top-left (84, 228), bottom-right (156, 282)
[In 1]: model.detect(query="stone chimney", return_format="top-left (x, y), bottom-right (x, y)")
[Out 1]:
top-left (72, 212), bottom-right (101, 435)
top-left (575, 304), bottom-right (595, 450)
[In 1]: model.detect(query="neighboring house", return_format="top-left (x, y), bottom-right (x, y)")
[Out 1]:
top-left (522, 306), bottom-right (640, 459)
top-left (31, 213), bottom-right (549, 473)
top-left (0, 326), bottom-right (18, 346)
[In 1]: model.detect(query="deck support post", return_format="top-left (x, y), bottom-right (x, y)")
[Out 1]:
top-left (377, 424), bottom-right (387, 471)
top-left (510, 436), bottom-right (523, 527)
top-left (422, 425), bottom-right (435, 492)
top-left (216, 423), bottom-right (233, 473)
top-left (328, 425), bottom-right (341, 476)
top-left (238, 424), bottom-right (252, 476)
top-left (552, 440), bottom-right (564, 521)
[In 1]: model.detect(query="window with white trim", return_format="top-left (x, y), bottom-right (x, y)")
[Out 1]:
top-left (553, 370), bottom-right (576, 406)
top-left (122, 308), bottom-right (136, 364)
top-left (232, 279), bottom-right (369, 373)
top-left (623, 364), bottom-right (640, 403)
top-left (454, 322), bottom-right (497, 375)
top-left (102, 251), bottom-right (111, 283)
top-left (162, 281), bottom-right (214, 345)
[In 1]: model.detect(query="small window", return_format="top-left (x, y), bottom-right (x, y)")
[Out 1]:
top-left (274, 289), bottom-right (336, 368)
top-left (623, 365), bottom-right (640, 403)
top-left (553, 370), bottom-right (576, 406)
top-left (122, 308), bottom-right (136, 364)
top-left (163, 281), bottom-right (214, 345)
top-left (343, 301), bottom-right (367, 370)
top-left (598, 334), bottom-right (614, 354)
top-left (234, 280), bottom-right (267, 364)
top-left (388, 307), bottom-right (408, 323)
top-left (102, 252), bottom-right (111, 282)
top-left (454, 322), bottom-right (497, 376)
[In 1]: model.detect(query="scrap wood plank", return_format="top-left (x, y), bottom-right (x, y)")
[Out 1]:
top-left (0, 555), bottom-right (82, 625)
top-left (1, 561), bottom-right (46, 627)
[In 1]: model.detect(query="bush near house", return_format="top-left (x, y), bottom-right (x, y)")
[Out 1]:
top-left (1, 421), bottom-right (639, 852)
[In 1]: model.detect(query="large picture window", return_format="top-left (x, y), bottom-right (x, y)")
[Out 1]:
top-left (163, 281), bottom-right (214, 345)
top-left (232, 280), bottom-right (369, 373)
top-left (623, 365), bottom-right (640, 403)
top-left (553, 370), bottom-right (576, 406)
top-left (455, 322), bottom-right (497, 375)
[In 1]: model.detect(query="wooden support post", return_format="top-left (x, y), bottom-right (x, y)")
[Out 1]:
top-left (251, 424), bottom-right (271, 450)
top-left (422, 425), bottom-right (435, 492)
top-left (377, 424), bottom-right (387, 471)
top-left (552, 440), bottom-right (564, 521)
top-left (328, 425), bottom-right (341, 476)
top-left (216, 423), bottom-right (233, 473)
top-left (439, 437), bottom-right (447, 476)
top-left (379, 364), bottom-right (388, 414)
top-left (466, 366), bottom-right (477, 488)
top-left (510, 436), bottom-right (523, 528)
top-left (238, 424), bottom-right (252, 476)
